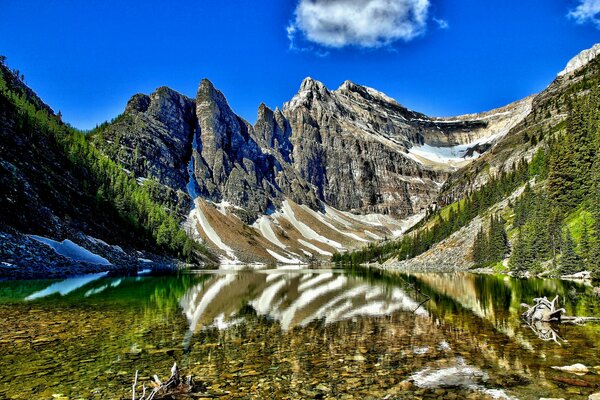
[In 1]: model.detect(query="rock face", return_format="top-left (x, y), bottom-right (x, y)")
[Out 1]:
top-left (103, 76), bottom-right (528, 221)
top-left (282, 78), bottom-right (439, 216)
top-left (192, 79), bottom-right (320, 221)
top-left (101, 87), bottom-right (196, 190)
top-left (0, 63), bottom-right (190, 276)
top-left (96, 73), bottom-right (532, 261)
top-left (281, 78), bottom-right (530, 215)
top-left (558, 43), bottom-right (600, 77)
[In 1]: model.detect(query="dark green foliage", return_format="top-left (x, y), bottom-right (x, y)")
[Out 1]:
top-left (528, 147), bottom-right (548, 180)
top-left (338, 66), bottom-right (600, 274)
top-left (509, 82), bottom-right (600, 276)
top-left (508, 229), bottom-right (535, 275)
top-left (560, 229), bottom-right (581, 275)
top-left (473, 214), bottom-right (509, 267)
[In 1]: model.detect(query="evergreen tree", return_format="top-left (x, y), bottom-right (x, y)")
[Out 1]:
top-left (590, 146), bottom-right (600, 279)
top-left (560, 229), bottom-right (582, 276)
top-left (509, 228), bottom-right (534, 275)
top-left (547, 132), bottom-right (578, 210)
top-left (579, 220), bottom-right (592, 270)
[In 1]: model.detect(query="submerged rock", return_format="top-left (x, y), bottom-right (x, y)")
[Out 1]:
top-left (551, 363), bottom-right (590, 375)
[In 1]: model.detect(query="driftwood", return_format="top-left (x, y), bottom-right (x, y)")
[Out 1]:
top-left (132, 363), bottom-right (201, 400)
top-left (521, 295), bottom-right (600, 344)
top-left (520, 296), bottom-right (566, 323)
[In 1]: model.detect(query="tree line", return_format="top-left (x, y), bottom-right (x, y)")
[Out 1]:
top-left (332, 157), bottom-right (533, 265)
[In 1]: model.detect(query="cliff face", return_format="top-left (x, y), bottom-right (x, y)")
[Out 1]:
top-left (95, 73), bottom-right (532, 262)
top-left (281, 78), bottom-right (530, 216)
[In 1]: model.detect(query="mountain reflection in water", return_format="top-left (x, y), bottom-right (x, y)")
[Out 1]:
top-left (0, 267), bottom-right (599, 400)
top-left (179, 269), bottom-right (428, 333)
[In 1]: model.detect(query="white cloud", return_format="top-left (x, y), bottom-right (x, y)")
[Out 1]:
top-left (569, 0), bottom-right (600, 28)
top-left (434, 17), bottom-right (449, 29)
top-left (287, 0), bottom-right (431, 49)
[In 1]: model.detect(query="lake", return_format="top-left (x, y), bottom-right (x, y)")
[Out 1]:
top-left (0, 267), bottom-right (599, 399)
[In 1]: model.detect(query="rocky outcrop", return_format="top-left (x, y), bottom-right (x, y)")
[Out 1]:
top-left (281, 77), bottom-right (530, 216)
top-left (558, 43), bottom-right (600, 77)
top-left (96, 87), bottom-right (196, 191)
top-left (439, 46), bottom-right (600, 206)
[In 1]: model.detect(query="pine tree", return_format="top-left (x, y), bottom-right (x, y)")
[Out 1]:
top-left (579, 220), bottom-right (592, 270)
top-left (590, 136), bottom-right (600, 279)
top-left (473, 227), bottom-right (486, 266)
top-left (509, 228), bottom-right (534, 276)
top-left (490, 214), bottom-right (509, 261)
top-left (547, 133), bottom-right (578, 210)
top-left (547, 208), bottom-right (564, 261)
top-left (560, 229), bottom-right (582, 276)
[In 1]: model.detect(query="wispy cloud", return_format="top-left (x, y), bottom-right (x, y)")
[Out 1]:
top-left (568, 0), bottom-right (600, 28)
top-left (287, 0), bottom-right (431, 49)
top-left (434, 17), bottom-right (449, 30)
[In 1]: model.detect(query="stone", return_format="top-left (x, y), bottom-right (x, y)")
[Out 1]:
top-left (551, 364), bottom-right (589, 375)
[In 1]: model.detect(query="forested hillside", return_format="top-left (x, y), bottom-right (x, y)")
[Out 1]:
top-left (0, 58), bottom-right (213, 266)
top-left (335, 55), bottom-right (600, 279)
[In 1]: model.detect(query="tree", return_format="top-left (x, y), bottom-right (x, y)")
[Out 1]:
top-left (547, 132), bottom-right (578, 210)
top-left (559, 229), bottom-right (581, 276)
top-left (509, 228), bottom-right (534, 276)
top-left (579, 220), bottom-right (592, 270)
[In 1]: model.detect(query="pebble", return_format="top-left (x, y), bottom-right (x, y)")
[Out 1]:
top-left (551, 363), bottom-right (589, 375)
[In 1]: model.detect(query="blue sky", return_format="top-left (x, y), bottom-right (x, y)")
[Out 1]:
top-left (1, 0), bottom-right (599, 130)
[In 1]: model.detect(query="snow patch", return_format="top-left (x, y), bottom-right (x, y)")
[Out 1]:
top-left (558, 43), bottom-right (600, 77)
top-left (253, 216), bottom-right (287, 249)
top-left (188, 204), bottom-right (238, 263)
top-left (266, 249), bottom-right (303, 265)
top-left (298, 239), bottom-right (333, 256)
top-left (30, 236), bottom-right (111, 265)
top-left (364, 230), bottom-right (382, 240)
top-left (279, 201), bottom-right (342, 249)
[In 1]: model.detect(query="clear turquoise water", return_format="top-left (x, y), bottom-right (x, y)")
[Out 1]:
top-left (0, 267), bottom-right (599, 399)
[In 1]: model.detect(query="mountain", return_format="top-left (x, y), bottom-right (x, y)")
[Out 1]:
top-left (0, 61), bottom-right (215, 278)
top-left (92, 68), bottom-right (531, 263)
top-left (339, 43), bottom-right (600, 276)
top-left (3, 43), bottom-right (598, 271)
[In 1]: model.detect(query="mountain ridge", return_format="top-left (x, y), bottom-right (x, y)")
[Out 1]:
top-left (90, 62), bottom-right (544, 263)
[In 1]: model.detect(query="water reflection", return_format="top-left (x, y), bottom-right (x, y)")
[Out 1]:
top-left (25, 271), bottom-right (109, 300)
top-left (179, 269), bottom-right (428, 333)
top-left (0, 268), bottom-right (599, 399)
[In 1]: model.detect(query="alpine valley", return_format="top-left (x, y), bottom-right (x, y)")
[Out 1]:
top-left (1, 43), bottom-right (600, 278)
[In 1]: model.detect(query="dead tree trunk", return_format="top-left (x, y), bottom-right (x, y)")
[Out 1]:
top-left (520, 295), bottom-right (566, 323)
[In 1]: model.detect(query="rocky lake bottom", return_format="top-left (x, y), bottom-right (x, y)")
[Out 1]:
top-left (0, 267), bottom-right (600, 399)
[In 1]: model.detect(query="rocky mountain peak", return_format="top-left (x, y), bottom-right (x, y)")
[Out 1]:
top-left (300, 76), bottom-right (326, 91)
top-left (284, 77), bottom-right (331, 111)
top-left (558, 43), bottom-right (600, 77)
top-left (335, 80), bottom-right (401, 108)
top-left (257, 102), bottom-right (273, 119)
top-left (125, 93), bottom-right (151, 113)
top-left (196, 78), bottom-right (229, 108)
